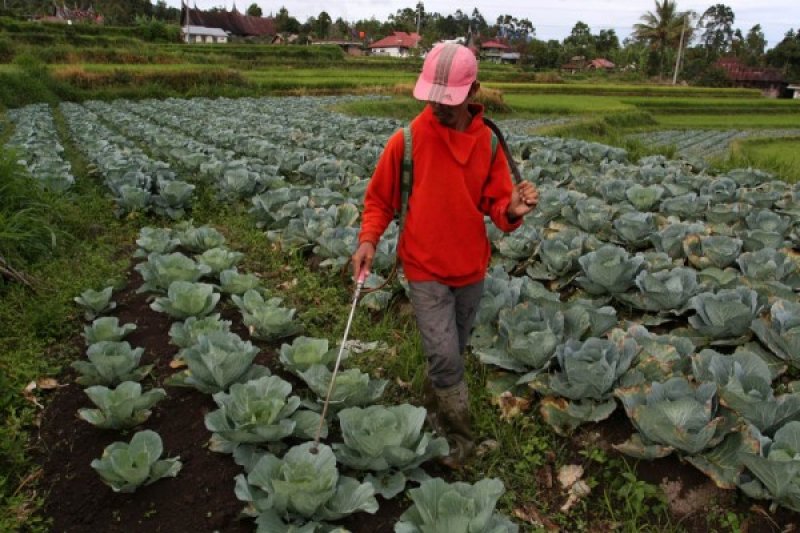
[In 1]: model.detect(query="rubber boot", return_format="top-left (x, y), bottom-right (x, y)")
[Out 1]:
top-left (422, 376), bottom-right (446, 436)
top-left (434, 380), bottom-right (475, 470)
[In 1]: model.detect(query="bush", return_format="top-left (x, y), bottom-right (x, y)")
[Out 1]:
top-left (0, 35), bottom-right (12, 62)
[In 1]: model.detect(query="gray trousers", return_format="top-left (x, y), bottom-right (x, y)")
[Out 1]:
top-left (408, 280), bottom-right (484, 389)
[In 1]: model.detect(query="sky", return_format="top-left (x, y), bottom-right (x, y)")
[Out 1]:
top-left (170, 0), bottom-right (798, 48)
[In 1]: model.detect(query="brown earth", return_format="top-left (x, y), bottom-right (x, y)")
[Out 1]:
top-left (34, 266), bottom-right (410, 533)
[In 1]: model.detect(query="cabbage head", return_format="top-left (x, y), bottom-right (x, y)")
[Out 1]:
top-left (135, 252), bottom-right (212, 293)
top-left (333, 404), bottom-right (448, 498)
top-left (688, 287), bottom-right (760, 341)
top-left (562, 197), bottom-right (614, 234)
top-left (619, 267), bottom-right (698, 313)
top-left (576, 244), bottom-right (645, 295)
top-left (476, 302), bottom-right (563, 380)
top-left (529, 229), bottom-right (585, 280)
top-left (167, 331), bottom-right (269, 394)
top-left (233, 289), bottom-right (304, 341)
top-left (176, 224), bottom-right (226, 252)
top-left (684, 234), bottom-right (743, 270)
top-left (738, 248), bottom-right (800, 288)
top-left (205, 375), bottom-right (324, 453)
top-left (751, 299), bottom-right (800, 365)
top-left (279, 336), bottom-right (340, 376)
top-left (83, 317), bottom-right (137, 345)
top-left (395, 477), bottom-right (518, 533)
top-left (739, 421), bottom-right (800, 513)
top-left (195, 247), bottom-right (244, 275)
top-left (650, 221), bottom-right (706, 259)
top-left (72, 341), bottom-right (151, 387)
top-left (626, 184), bottom-right (665, 211)
top-left (79, 381), bottom-right (166, 430)
top-left (615, 377), bottom-right (731, 458)
top-left (91, 430), bottom-right (182, 493)
top-left (219, 269), bottom-right (261, 295)
top-left (613, 211), bottom-right (657, 248)
top-left (134, 227), bottom-right (179, 258)
top-left (74, 286), bottom-right (116, 320)
top-left (300, 365), bottom-right (386, 410)
top-left (234, 442), bottom-right (378, 525)
top-left (151, 281), bottom-right (220, 319)
top-left (168, 314), bottom-right (232, 349)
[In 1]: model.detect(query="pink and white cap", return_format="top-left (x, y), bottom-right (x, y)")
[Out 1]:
top-left (413, 43), bottom-right (477, 106)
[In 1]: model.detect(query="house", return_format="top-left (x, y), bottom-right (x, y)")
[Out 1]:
top-left (716, 58), bottom-right (787, 98)
top-left (788, 84), bottom-right (800, 99)
top-left (180, 3), bottom-right (275, 41)
top-left (588, 58), bottom-right (615, 70)
top-left (560, 56), bottom-right (588, 73)
top-left (182, 25), bottom-right (228, 44)
top-left (481, 40), bottom-right (512, 63)
top-left (368, 32), bottom-right (421, 57)
top-left (40, 2), bottom-right (103, 24)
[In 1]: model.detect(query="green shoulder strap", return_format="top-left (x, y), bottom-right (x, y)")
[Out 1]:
top-left (397, 124), bottom-right (498, 231)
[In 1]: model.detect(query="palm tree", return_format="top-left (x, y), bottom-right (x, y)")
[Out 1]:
top-left (633, 0), bottom-right (689, 76)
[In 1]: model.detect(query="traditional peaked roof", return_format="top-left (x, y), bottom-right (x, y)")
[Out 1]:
top-left (589, 58), bottom-right (615, 69)
top-left (716, 58), bottom-right (785, 83)
top-left (368, 32), bottom-right (421, 49)
top-left (181, 5), bottom-right (275, 37)
top-left (480, 40), bottom-right (510, 50)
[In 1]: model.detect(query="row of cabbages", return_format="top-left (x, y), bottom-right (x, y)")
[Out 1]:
top-left (5, 103), bottom-right (75, 191)
top-left (59, 102), bottom-right (194, 218)
top-left (73, 222), bottom-right (518, 533)
top-left (629, 128), bottom-right (800, 161)
top-left (58, 96), bottom-right (800, 514)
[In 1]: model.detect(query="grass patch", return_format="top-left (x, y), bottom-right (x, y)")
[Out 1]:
top-left (723, 136), bottom-right (800, 183)
top-left (488, 82), bottom-right (759, 98)
top-left (504, 94), bottom-right (635, 115)
top-left (625, 96), bottom-right (800, 114)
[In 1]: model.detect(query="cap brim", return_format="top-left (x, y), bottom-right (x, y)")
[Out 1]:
top-left (413, 79), bottom-right (472, 105)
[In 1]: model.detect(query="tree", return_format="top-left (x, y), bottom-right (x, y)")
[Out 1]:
top-left (633, 0), bottom-right (691, 76)
top-left (564, 21), bottom-right (593, 57)
top-left (595, 29), bottom-right (620, 57)
top-left (316, 10), bottom-right (332, 39)
top-left (698, 4), bottom-right (735, 58)
top-left (246, 3), bottom-right (262, 17)
top-left (275, 6), bottom-right (301, 34)
top-left (766, 28), bottom-right (800, 80)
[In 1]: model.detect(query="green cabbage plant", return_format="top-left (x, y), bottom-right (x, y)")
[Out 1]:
top-left (688, 287), bottom-right (760, 342)
top-left (617, 267), bottom-right (698, 313)
top-left (333, 405), bottom-right (449, 498)
top-left (219, 269), bottom-right (261, 295)
top-left (623, 326), bottom-right (694, 382)
top-left (751, 299), bottom-right (800, 365)
top-left (72, 341), bottom-right (151, 386)
top-left (576, 244), bottom-right (645, 295)
top-left (562, 197), bottom-right (614, 234)
top-left (300, 365), bottom-right (386, 411)
top-left (232, 289), bottom-right (304, 341)
top-left (135, 252), bottom-right (212, 294)
top-left (150, 281), bottom-right (220, 319)
top-left (83, 317), bottom-right (137, 345)
top-left (175, 224), bottom-right (226, 252)
top-left (74, 286), bottom-right (116, 320)
top-left (738, 248), bottom-right (800, 288)
top-left (527, 229), bottom-right (586, 281)
top-left (134, 226), bottom-right (179, 258)
top-left (167, 331), bottom-right (269, 393)
top-left (530, 335), bottom-right (638, 434)
top-left (195, 247), bottom-right (244, 275)
top-left (168, 314), bottom-right (232, 349)
top-left (494, 222), bottom-right (540, 261)
top-left (626, 184), bottom-right (665, 211)
top-left (660, 192), bottom-right (710, 219)
top-left (692, 349), bottom-right (800, 434)
top-left (279, 336), bottom-right (340, 377)
top-left (738, 421), bottom-right (800, 513)
top-left (205, 375), bottom-right (325, 453)
top-left (395, 477), bottom-right (518, 533)
top-left (613, 211), bottom-right (657, 248)
top-left (152, 179), bottom-right (195, 220)
top-left (234, 442), bottom-right (378, 531)
top-left (78, 381), bottom-right (166, 429)
top-left (614, 377), bottom-right (732, 459)
top-left (91, 430), bottom-right (182, 493)
top-left (650, 221), bottom-right (706, 259)
top-left (476, 302), bottom-right (563, 382)
top-left (684, 234), bottom-right (743, 269)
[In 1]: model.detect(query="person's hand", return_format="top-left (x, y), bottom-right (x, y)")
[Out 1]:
top-left (351, 242), bottom-right (375, 281)
top-left (508, 181), bottom-right (539, 219)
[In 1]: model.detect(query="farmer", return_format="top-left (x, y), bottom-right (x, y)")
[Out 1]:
top-left (351, 43), bottom-right (539, 469)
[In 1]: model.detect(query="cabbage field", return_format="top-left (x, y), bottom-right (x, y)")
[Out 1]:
top-left (6, 95), bottom-right (800, 531)
top-left (629, 128), bottom-right (800, 161)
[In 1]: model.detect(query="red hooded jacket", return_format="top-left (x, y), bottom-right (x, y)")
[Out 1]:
top-left (358, 104), bottom-right (522, 287)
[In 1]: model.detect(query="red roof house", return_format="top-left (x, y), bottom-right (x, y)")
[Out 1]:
top-left (716, 58), bottom-right (787, 97)
top-left (589, 58), bottom-right (615, 70)
top-left (368, 32), bottom-right (421, 57)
